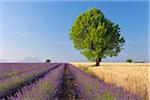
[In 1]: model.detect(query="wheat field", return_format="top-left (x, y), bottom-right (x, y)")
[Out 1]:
top-left (70, 62), bottom-right (150, 99)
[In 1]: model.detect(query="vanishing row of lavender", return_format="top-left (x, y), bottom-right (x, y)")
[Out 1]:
top-left (0, 63), bottom-right (59, 96)
top-left (7, 64), bottom-right (65, 100)
top-left (0, 63), bottom-right (52, 81)
top-left (0, 63), bottom-right (33, 81)
top-left (68, 64), bottom-right (142, 100)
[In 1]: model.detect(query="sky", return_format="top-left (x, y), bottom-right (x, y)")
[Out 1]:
top-left (0, 1), bottom-right (149, 62)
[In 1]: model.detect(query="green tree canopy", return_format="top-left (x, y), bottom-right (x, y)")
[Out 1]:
top-left (126, 59), bottom-right (132, 63)
top-left (70, 8), bottom-right (125, 66)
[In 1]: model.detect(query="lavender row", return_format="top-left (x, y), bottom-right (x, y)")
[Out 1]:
top-left (68, 64), bottom-right (142, 100)
top-left (7, 64), bottom-right (65, 100)
top-left (0, 63), bottom-right (51, 82)
top-left (0, 63), bottom-right (59, 96)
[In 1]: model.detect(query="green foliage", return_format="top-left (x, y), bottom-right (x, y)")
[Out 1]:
top-left (70, 8), bottom-right (125, 61)
top-left (46, 59), bottom-right (51, 63)
top-left (94, 92), bottom-right (113, 100)
top-left (103, 92), bottom-right (114, 100)
top-left (126, 59), bottom-right (132, 63)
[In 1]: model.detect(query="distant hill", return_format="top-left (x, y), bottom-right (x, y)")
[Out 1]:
top-left (0, 59), bottom-right (6, 63)
top-left (21, 57), bottom-right (42, 63)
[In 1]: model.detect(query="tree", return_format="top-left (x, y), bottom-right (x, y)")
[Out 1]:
top-left (46, 59), bottom-right (51, 63)
top-left (70, 8), bottom-right (125, 66)
top-left (126, 59), bottom-right (132, 63)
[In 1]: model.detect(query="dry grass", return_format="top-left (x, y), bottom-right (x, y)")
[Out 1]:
top-left (70, 62), bottom-right (150, 99)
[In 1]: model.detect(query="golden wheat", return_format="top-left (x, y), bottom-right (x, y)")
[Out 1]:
top-left (70, 62), bottom-right (150, 98)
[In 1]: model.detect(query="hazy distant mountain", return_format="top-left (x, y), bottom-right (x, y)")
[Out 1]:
top-left (22, 57), bottom-right (42, 63)
top-left (0, 59), bottom-right (6, 63)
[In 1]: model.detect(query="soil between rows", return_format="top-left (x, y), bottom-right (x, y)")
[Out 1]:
top-left (53, 64), bottom-right (82, 100)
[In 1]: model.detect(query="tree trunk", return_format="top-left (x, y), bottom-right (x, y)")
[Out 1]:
top-left (95, 58), bottom-right (101, 66)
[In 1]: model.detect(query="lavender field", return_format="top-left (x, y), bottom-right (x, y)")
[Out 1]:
top-left (0, 63), bottom-right (143, 100)
top-left (1, 0), bottom-right (149, 100)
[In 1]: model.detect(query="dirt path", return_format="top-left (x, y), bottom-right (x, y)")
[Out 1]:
top-left (53, 64), bottom-right (82, 100)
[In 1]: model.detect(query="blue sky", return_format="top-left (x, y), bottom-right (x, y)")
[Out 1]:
top-left (0, 1), bottom-right (149, 62)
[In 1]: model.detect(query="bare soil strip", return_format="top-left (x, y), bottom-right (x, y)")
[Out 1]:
top-left (53, 64), bottom-right (82, 100)
top-left (0, 63), bottom-right (62, 100)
